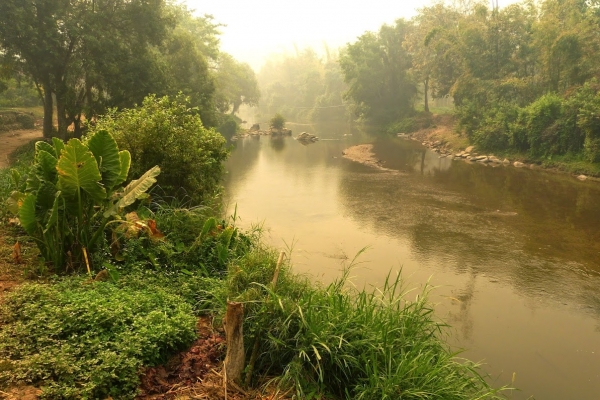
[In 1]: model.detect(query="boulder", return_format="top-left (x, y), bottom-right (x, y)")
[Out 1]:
top-left (502, 158), bottom-right (510, 164)
top-left (250, 123), bottom-right (260, 131)
top-left (513, 161), bottom-right (525, 167)
top-left (296, 131), bottom-right (319, 143)
top-left (577, 174), bottom-right (588, 181)
top-left (465, 145), bottom-right (475, 153)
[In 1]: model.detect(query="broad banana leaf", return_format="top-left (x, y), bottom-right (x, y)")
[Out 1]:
top-left (36, 141), bottom-right (57, 158)
top-left (115, 150), bottom-right (131, 187)
top-left (57, 139), bottom-right (106, 202)
top-left (34, 150), bottom-right (58, 184)
top-left (52, 137), bottom-right (65, 157)
top-left (19, 194), bottom-right (38, 235)
top-left (87, 130), bottom-right (122, 189)
top-left (103, 166), bottom-right (160, 218)
top-left (43, 192), bottom-right (61, 235)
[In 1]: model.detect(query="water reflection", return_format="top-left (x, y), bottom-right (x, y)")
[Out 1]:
top-left (223, 133), bottom-right (600, 400)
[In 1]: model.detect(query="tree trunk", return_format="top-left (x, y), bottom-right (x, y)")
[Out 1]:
top-left (55, 86), bottom-right (69, 141)
top-left (42, 83), bottom-right (54, 138)
top-left (424, 77), bottom-right (430, 113)
top-left (224, 302), bottom-right (245, 385)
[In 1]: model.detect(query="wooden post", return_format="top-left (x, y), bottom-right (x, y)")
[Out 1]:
top-left (224, 301), bottom-right (245, 385)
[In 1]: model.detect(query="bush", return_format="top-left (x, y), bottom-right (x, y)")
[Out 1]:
top-left (0, 280), bottom-right (197, 399)
top-left (270, 113), bottom-right (286, 130)
top-left (7, 131), bottom-right (159, 271)
top-left (218, 114), bottom-right (239, 138)
top-left (0, 111), bottom-right (35, 131)
top-left (0, 79), bottom-right (41, 108)
top-left (90, 94), bottom-right (229, 205)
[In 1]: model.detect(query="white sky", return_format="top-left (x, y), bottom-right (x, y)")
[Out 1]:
top-left (182, 0), bottom-right (519, 70)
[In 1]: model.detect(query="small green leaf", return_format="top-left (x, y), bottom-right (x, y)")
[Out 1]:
top-left (6, 191), bottom-right (24, 215)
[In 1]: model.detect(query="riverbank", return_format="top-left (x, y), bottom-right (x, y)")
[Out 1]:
top-left (385, 114), bottom-right (600, 180)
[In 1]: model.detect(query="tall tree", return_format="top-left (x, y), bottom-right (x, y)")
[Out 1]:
top-left (0, 0), bottom-right (171, 139)
top-left (340, 19), bottom-right (416, 124)
top-left (214, 53), bottom-right (260, 116)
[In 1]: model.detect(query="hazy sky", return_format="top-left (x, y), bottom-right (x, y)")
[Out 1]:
top-left (182, 0), bottom-right (518, 70)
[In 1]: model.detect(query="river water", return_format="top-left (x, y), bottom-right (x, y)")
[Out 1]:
top-left (223, 124), bottom-right (600, 400)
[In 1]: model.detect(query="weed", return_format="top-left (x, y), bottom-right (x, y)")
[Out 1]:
top-left (0, 278), bottom-right (197, 399)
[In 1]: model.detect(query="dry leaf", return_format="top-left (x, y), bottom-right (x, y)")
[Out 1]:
top-left (147, 219), bottom-right (165, 240)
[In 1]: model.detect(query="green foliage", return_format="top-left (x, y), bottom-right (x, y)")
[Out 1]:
top-left (269, 113), bottom-right (286, 130)
top-left (215, 53), bottom-right (260, 115)
top-left (118, 203), bottom-right (255, 277)
top-left (223, 249), bottom-right (503, 399)
top-left (0, 280), bottom-right (197, 399)
top-left (385, 112), bottom-right (432, 134)
top-left (258, 48), bottom-right (347, 123)
top-left (0, 111), bottom-right (35, 131)
top-left (340, 20), bottom-right (416, 124)
top-left (90, 94), bottom-right (229, 205)
top-left (7, 130), bottom-right (159, 271)
top-left (218, 114), bottom-right (240, 139)
top-left (0, 79), bottom-right (40, 107)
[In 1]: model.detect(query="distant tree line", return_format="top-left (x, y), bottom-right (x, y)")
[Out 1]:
top-left (334, 0), bottom-right (600, 162)
top-left (257, 47), bottom-right (349, 123)
top-left (0, 0), bottom-right (259, 140)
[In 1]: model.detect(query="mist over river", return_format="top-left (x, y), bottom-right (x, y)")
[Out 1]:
top-left (223, 123), bottom-right (600, 400)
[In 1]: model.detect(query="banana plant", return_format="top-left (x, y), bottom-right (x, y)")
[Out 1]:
top-left (8, 130), bottom-right (160, 272)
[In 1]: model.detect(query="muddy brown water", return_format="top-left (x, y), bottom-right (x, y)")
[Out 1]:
top-left (223, 125), bottom-right (600, 400)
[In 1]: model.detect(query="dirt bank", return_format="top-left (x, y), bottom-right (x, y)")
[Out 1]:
top-left (0, 129), bottom-right (43, 168)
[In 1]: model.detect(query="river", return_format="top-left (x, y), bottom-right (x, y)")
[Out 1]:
top-left (223, 123), bottom-right (600, 400)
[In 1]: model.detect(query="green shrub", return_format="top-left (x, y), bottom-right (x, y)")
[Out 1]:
top-left (0, 111), bottom-right (35, 131)
top-left (118, 204), bottom-right (255, 276)
top-left (90, 94), bottom-right (229, 205)
top-left (7, 130), bottom-right (159, 271)
top-left (0, 280), bottom-right (197, 399)
top-left (270, 113), bottom-right (286, 130)
top-left (218, 114), bottom-right (240, 138)
top-left (0, 79), bottom-right (41, 108)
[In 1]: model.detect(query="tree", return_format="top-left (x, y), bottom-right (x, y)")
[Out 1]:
top-left (0, 0), bottom-right (172, 139)
top-left (215, 53), bottom-right (260, 116)
top-left (340, 19), bottom-right (416, 124)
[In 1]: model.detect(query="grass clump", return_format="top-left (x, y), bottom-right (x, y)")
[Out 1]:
top-left (0, 279), bottom-right (197, 399)
top-left (223, 249), bottom-right (503, 399)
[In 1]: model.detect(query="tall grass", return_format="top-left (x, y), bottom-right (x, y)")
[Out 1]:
top-left (225, 249), bottom-right (504, 399)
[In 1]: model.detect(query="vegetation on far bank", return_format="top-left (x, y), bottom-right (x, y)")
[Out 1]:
top-left (0, 98), bottom-right (505, 399)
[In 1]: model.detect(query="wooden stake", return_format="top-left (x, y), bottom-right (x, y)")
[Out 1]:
top-left (224, 301), bottom-right (245, 385)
